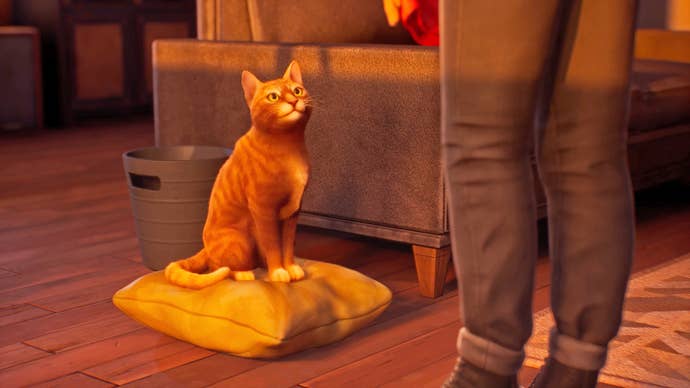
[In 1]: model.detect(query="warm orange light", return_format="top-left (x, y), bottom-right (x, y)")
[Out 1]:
top-left (668, 0), bottom-right (690, 31)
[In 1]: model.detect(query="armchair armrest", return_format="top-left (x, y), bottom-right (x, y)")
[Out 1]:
top-left (635, 29), bottom-right (690, 64)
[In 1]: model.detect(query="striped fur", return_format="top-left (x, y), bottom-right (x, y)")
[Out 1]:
top-left (165, 61), bottom-right (312, 288)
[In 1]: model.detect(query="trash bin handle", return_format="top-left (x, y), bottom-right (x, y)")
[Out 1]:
top-left (128, 173), bottom-right (161, 191)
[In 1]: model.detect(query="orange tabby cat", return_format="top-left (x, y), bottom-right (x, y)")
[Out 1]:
top-left (165, 61), bottom-right (312, 289)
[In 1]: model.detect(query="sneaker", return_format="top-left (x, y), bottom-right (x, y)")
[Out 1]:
top-left (442, 358), bottom-right (519, 388)
top-left (529, 357), bottom-right (599, 388)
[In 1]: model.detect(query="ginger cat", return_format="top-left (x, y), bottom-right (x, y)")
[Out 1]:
top-left (165, 61), bottom-right (312, 289)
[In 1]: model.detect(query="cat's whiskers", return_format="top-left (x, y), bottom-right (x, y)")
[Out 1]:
top-left (301, 96), bottom-right (318, 109)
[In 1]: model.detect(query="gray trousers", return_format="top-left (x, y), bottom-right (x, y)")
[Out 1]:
top-left (440, 0), bottom-right (637, 375)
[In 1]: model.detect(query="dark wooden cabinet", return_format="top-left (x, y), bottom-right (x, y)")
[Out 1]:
top-left (136, 9), bottom-right (195, 103)
top-left (14, 0), bottom-right (195, 126)
top-left (0, 27), bottom-right (43, 130)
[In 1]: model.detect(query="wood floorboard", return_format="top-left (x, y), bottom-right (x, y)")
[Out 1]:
top-left (123, 353), bottom-right (265, 388)
top-left (379, 353), bottom-right (457, 388)
top-left (0, 210), bottom-right (134, 241)
top-left (30, 275), bottom-right (143, 312)
top-left (0, 304), bottom-right (53, 326)
top-left (0, 328), bottom-right (176, 386)
top-left (0, 342), bottom-right (51, 370)
top-left (0, 211), bottom-right (133, 253)
top-left (82, 341), bottom-right (215, 386)
top-left (208, 296), bottom-right (462, 387)
top-left (1, 118), bottom-right (688, 387)
top-left (0, 184), bottom-right (128, 214)
top-left (301, 321), bottom-right (461, 387)
top-left (0, 300), bottom-right (118, 348)
top-left (0, 269), bottom-right (17, 279)
top-left (0, 228), bottom-right (135, 267)
top-left (0, 257), bottom-right (144, 307)
top-left (25, 313), bottom-right (145, 353)
top-left (31, 372), bottom-right (116, 388)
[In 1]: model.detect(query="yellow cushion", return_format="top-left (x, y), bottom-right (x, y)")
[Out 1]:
top-left (112, 259), bottom-right (392, 358)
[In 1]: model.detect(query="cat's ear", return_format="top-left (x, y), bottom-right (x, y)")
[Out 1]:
top-left (283, 61), bottom-right (303, 85)
top-left (241, 70), bottom-right (262, 105)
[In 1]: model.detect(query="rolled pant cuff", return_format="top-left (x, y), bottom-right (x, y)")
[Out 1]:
top-left (458, 327), bottom-right (525, 376)
top-left (549, 327), bottom-right (608, 371)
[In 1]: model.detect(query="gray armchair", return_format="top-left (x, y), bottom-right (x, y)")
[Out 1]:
top-left (154, 1), bottom-right (690, 297)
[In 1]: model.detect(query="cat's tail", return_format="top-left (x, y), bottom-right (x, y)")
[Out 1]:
top-left (164, 250), bottom-right (230, 289)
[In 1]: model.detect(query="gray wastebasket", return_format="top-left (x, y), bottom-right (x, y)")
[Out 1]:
top-left (123, 145), bottom-right (231, 270)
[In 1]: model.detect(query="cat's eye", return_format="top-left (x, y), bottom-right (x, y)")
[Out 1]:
top-left (293, 87), bottom-right (304, 96)
top-left (267, 92), bottom-right (279, 102)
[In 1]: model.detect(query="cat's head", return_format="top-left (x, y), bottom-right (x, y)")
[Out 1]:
top-left (241, 61), bottom-right (312, 134)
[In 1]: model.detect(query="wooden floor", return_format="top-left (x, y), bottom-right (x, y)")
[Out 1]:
top-left (1, 118), bottom-right (689, 388)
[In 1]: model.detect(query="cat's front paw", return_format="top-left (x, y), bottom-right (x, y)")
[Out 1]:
top-left (286, 264), bottom-right (305, 281)
top-left (269, 268), bottom-right (291, 283)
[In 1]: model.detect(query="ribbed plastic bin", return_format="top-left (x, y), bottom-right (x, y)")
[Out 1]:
top-left (123, 146), bottom-right (231, 270)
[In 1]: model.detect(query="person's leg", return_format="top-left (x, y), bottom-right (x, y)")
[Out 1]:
top-left (440, 0), bottom-right (565, 379)
top-left (535, 0), bottom-right (637, 380)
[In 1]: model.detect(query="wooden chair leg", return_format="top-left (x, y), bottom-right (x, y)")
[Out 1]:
top-left (412, 245), bottom-right (451, 298)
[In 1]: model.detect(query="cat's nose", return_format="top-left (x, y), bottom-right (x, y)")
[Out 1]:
top-left (285, 94), bottom-right (298, 104)
top-left (294, 100), bottom-right (306, 113)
